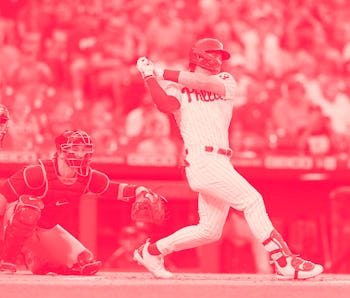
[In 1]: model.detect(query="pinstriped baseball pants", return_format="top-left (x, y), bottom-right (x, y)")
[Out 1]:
top-left (157, 148), bottom-right (275, 255)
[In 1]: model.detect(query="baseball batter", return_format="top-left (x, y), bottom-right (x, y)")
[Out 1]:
top-left (0, 129), bottom-right (162, 274)
top-left (133, 38), bottom-right (323, 279)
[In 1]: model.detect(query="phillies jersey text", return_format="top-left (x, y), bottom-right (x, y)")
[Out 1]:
top-left (162, 72), bottom-right (237, 148)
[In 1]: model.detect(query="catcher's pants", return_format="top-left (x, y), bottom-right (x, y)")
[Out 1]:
top-left (3, 201), bottom-right (89, 273)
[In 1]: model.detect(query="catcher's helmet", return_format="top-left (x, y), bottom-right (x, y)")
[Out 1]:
top-left (189, 38), bottom-right (230, 73)
top-left (55, 130), bottom-right (94, 176)
top-left (0, 104), bottom-right (9, 147)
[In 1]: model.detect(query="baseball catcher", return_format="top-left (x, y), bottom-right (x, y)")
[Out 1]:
top-left (0, 129), bottom-right (167, 274)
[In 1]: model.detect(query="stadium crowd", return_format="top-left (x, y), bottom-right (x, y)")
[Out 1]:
top-left (0, 0), bottom-right (350, 160)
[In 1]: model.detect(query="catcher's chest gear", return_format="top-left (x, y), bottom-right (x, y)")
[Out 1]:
top-left (131, 190), bottom-right (167, 225)
top-left (30, 159), bottom-right (90, 229)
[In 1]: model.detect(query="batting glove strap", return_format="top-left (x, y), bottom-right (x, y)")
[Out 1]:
top-left (144, 75), bottom-right (156, 82)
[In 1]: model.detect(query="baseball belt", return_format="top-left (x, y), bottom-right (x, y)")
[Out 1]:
top-left (185, 146), bottom-right (232, 157)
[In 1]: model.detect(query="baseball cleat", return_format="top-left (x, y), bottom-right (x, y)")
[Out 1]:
top-left (273, 255), bottom-right (324, 280)
top-left (263, 229), bottom-right (323, 280)
top-left (133, 239), bottom-right (173, 279)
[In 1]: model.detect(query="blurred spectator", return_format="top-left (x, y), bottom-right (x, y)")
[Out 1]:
top-left (284, 6), bottom-right (325, 54)
top-left (103, 223), bottom-right (150, 271)
top-left (298, 105), bottom-right (334, 156)
top-left (0, 0), bottom-right (350, 158)
top-left (88, 98), bottom-right (119, 156)
top-left (123, 94), bottom-right (177, 155)
top-left (85, 14), bottom-right (137, 114)
top-left (67, 9), bottom-right (101, 110)
top-left (145, 1), bottom-right (185, 57)
top-left (270, 78), bottom-right (313, 153)
top-left (136, 132), bottom-right (178, 156)
top-left (42, 28), bottom-right (70, 87)
top-left (232, 20), bottom-right (260, 74)
top-left (317, 75), bottom-right (350, 137)
top-left (227, 51), bottom-right (254, 107)
top-left (253, 11), bottom-right (284, 78)
top-left (0, 18), bottom-right (20, 87)
top-left (39, 88), bottom-right (77, 156)
top-left (6, 92), bottom-right (43, 152)
top-left (7, 31), bottom-right (54, 109)
top-left (230, 80), bottom-right (272, 155)
top-left (316, 75), bottom-right (350, 155)
top-left (294, 52), bottom-right (325, 106)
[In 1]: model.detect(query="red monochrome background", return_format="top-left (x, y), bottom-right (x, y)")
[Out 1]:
top-left (1, 0), bottom-right (350, 274)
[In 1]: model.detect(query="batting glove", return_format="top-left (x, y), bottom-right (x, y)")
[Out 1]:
top-left (154, 66), bottom-right (165, 80)
top-left (136, 57), bottom-right (155, 79)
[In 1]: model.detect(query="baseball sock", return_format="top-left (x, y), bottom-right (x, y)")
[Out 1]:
top-left (148, 242), bottom-right (162, 255)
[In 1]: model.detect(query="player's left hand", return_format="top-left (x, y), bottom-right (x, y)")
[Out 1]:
top-left (131, 187), bottom-right (167, 225)
top-left (136, 57), bottom-right (155, 78)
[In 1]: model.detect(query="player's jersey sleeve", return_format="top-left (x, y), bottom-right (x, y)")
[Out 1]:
top-left (217, 72), bottom-right (237, 100)
top-left (87, 169), bottom-right (111, 195)
top-left (0, 165), bottom-right (46, 202)
top-left (88, 169), bottom-right (126, 200)
top-left (159, 80), bottom-right (182, 103)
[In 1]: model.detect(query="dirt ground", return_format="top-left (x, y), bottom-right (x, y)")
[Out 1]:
top-left (1, 271), bottom-right (350, 298)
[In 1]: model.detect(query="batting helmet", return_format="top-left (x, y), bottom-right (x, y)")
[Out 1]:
top-left (55, 130), bottom-right (94, 176)
top-left (189, 38), bottom-right (230, 73)
top-left (0, 104), bottom-right (9, 147)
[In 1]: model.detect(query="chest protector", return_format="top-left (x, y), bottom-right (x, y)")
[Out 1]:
top-left (37, 159), bottom-right (91, 228)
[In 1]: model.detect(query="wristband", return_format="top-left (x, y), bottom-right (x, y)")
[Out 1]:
top-left (118, 183), bottom-right (138, 202)
top-left (163, 70), bottom-right (180, 82)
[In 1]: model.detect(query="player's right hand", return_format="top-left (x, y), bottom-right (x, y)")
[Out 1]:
top-left (154, 66), bottom-right (164, 80)
top-left (136, 57), bottom-right (155, 78)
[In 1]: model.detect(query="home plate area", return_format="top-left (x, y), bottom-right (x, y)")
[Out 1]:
top-left (1, 271), bottom-right (350, 298)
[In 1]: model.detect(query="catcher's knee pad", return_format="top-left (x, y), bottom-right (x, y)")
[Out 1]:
top-left (11, 195), bottom-right (44, 226)
top-left (3, 195), bottom-right (43, 262)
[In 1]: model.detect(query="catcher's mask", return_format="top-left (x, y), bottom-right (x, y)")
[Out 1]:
top-left (55, 130), bottom-right (94, 176)
top-left (189, 38), bottom-right (230, 74)
top-left (0, 104), bottom-right (9, 147)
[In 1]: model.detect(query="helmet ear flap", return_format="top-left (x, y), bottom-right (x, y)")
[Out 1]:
top-left (189, 38), bottom-right (230, 73)
top-left (189, 48), bottom-right (221, 73)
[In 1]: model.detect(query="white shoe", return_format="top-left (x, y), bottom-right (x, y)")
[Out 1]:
top-left (133, 239), bottom-right (173, 279)
top-left (273, 255), bottom-right (324, 280)
top-left (264, 229), bottom-right (323, 280)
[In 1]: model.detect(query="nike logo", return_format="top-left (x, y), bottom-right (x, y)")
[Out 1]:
top-left (55, 201), bottom-right (69, 206)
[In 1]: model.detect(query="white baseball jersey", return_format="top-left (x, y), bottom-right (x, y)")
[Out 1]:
top-left (161, 72), bottom-right (236, 149)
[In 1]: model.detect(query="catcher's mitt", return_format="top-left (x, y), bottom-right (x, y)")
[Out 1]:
top-left (131, 190), bottom-right (167, 225)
